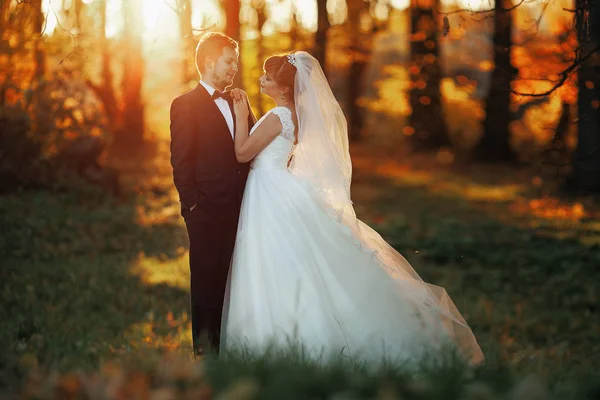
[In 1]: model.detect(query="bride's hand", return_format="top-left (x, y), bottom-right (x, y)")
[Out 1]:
top-left (230, 88), bottom-right (249, 103)
top-left (232, 90), bottom-right (249, 120)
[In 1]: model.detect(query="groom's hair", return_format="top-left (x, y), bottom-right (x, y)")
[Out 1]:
top-left (195, 32), bottom-right (238, 75)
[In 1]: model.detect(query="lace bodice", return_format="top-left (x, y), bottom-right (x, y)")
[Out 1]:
top-left (250, 107), bottom-right (296, 171)
top-left (270, 107), bottom-right (295, 143)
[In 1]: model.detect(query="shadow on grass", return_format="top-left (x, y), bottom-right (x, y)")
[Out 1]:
top-left (0, 150), bottom-right (192, 389)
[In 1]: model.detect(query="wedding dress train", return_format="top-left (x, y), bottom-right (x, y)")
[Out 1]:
top-left (221, 107), bottom-right (484, 368)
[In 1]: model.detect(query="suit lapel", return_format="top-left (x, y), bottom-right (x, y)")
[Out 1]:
top-left (225, 94), bottom-right (236, 136)
top-left (193, 84), bottom-right (234, 142)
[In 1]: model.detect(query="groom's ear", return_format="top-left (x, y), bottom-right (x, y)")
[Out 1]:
top-left (205, 56), bottom-right (214, 71)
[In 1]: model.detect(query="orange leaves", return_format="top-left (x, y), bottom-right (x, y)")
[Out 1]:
top-left (415, 80), bottom-right (427, 90)
top-left (478, 60), bottom-right (494, 72)
top-left (116, 371), bottom-right (151, 399)
top-left (24, 354), bottom-right (212, 400)
top-left (424, 40), bottom-right (436, 51)
top-left (403, 126), bottom-right (415, 136)
top-left (166, 311), bottom-right (179, 328)
top-left (419, 96), bottom-right (431, 105)
top-left (435, 148), bottom-right (455, 165)
top-left (64, 97), bottom-right (79, 109)
top-left (411, 32), bottom-right (428, 43)
top-left (509, 197), bottom-right (588, 221)
top-left (456, 75), bottom-right (469, 85)
top-left (423, 53), bottom-right (437, 65)
top-left (56, 374), bottom-right (84, 399)
top-left (408, 65), bottom-right (420, 76)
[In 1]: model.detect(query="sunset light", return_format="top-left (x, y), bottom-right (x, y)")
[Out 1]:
top-left (3, 0), bottom-right (599, 396)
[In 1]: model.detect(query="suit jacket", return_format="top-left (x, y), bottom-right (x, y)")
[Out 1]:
top-left (169, 84), bottom-right (254, 221)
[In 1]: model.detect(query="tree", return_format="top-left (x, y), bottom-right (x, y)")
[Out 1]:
top-left (408, 0), bottom-right (451, 151)
top-left (32, 0), bottom-right (46, 80)
top-left (116, 0), bottom-right (145, 147)
top-left (90, 0), bottom-right (119, 133)
top-left (0, 1), bottom-right (9, 36)
top-left (565, 0), bottom-right (600, 194)
top-left (252, 0), bottom-right (268, 115)
top-left (314, 0), bottom-right (330, 75)
top-left (177, 0), bottom-right (197, 86)
top-left (223, 0), bottom-right (243, 88)
top-left (290, 1), bottom-right (300, 49)
top-left (346, 0), bottom-right (385, 141)
top-left (472, 0), bottom-right (518, 163)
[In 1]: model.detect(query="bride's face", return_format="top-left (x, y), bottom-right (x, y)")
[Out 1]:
top-left (259, 71), bottom-right (282, 99)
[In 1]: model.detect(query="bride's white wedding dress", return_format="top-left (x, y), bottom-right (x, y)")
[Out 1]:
top-left (221, 106), bottom-right (484, 367)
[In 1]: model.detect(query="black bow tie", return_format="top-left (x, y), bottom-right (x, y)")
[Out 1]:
top-left (212, 90), bottom-right (230, 100)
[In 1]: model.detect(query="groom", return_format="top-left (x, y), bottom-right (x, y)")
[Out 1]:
top-left (169, 32), bottom-right (255, 356)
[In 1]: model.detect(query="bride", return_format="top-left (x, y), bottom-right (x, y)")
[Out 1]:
top-left (222, 51), bottom-right (484, 368)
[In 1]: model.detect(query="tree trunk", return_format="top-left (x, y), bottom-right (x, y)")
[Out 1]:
top-left (223, 0), bottom-right (243, 89)
top-left (314, 0), bottom-right (329, 75)
top-left (565, 0), bottom-right (600, 194)
top-left (346, 0), bottom-right (371, 141)
top-left (472, 0), bottom-right (517, 163)
top-left (178, 0), bottom-right (196, 85)
top-left (74, 0), bottom-right (84, 32)
top-left (116, 0), bottom-right (145, 147)
top-left (290, 1), bottom-right (299, 49)
top-left (0, 0), bottom-right (11, 38)
top-left (32, 0), bottom-right (46, 81)
top-left (255, 0), bottom-right (267, 115)
top-left (408, 0), bottom-right (451, 151)
top-left (99, 0), bottom-right (118, 131)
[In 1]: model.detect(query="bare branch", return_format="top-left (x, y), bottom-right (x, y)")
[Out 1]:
top-left (516, 0), bottom-right (550, 45)
top-left (40, 0), bottom-right (51, 36)
top-left (511, 43), bottom-right (600, 97)
top-left (162, 0), bottom-right (179, 14)
top-left (440, 0), bottom-right (526, 17)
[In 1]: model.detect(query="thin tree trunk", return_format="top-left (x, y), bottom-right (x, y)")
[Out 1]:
top-left (473, 0), bottom-right (517, 163)
top-left (74, 0), bottom-right (83, 32)
top-left (32, 0), bottom-right (45, 80)
top-left (565, 0), bottom-right (600, 194)
top-left (290, 1), bottom-right (299, 49)
top-left (224, 0), bottom-right (243, 89)
top-left (116, 0), bottom-right (145, 147)
top-left (255, 0), bottom-right (267, 115)
top-left (346, 0), bottom-right (370, 141)
top-left (408, 0), bottom-right (451, 151)
top-left (99, 0), bottom-right (118, 130)
top-left (178, 0), bottom-right (196, 85)
top-left (314, 0), bottom-right (329, 75)
top-left (0, 0), bottom-right (11, 38)
top-left (87, 0), bottom-right (119, 134)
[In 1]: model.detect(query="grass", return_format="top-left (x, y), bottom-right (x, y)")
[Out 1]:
top-left (1, 141), bottom-right (599, 398)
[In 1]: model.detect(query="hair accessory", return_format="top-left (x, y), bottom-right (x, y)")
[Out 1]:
top-left (287, 53), bottom-right (297, 66)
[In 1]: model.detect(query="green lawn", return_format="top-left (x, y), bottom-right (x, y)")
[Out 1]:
top-left (1, 143), bottom-right (599, 398)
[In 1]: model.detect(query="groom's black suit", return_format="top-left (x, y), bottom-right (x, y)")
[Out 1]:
top-left (169, 83), bottom-right (253, 353)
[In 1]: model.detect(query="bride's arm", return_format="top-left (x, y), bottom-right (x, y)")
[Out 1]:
top-left (233, 96), bottom-right (281, 163)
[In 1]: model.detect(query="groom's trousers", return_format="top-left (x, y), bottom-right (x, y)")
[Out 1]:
top-left (184, 212), bottom-right (238, 354)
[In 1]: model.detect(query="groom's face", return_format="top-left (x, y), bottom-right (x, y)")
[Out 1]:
top-left (209, 47), bottom-right (238, 90)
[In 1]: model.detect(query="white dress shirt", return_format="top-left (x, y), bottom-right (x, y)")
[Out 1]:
top-left (199, 80), bottom-right (235, 139)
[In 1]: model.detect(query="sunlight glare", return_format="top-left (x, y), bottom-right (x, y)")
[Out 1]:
top-left (143, 0), bottom-right (166, 31)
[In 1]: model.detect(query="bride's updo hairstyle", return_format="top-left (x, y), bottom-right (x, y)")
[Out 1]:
top-left (264, 52), bottom-right (298, 103)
